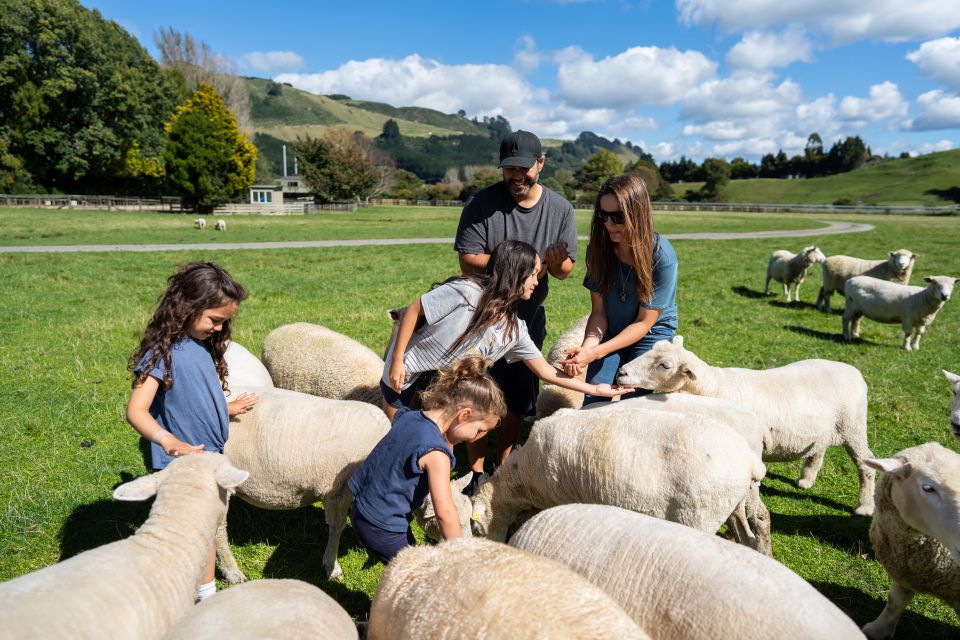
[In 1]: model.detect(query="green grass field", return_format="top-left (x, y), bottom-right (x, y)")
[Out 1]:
top-left (1, 207), bottom-right (958, 636)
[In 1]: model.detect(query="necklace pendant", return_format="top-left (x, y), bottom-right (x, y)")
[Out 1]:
top-left (619, 290), bottom-right (627, 302)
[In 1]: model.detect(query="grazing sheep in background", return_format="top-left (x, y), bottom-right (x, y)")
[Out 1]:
top-left (509, 504), bottom-right (865, 640)
top-left (945, 370), bottom-right (960, 442)
top-left (214, 219), bottom-right (226, 231)
top-left (469, 406), bottom-right (766, 549)
top-left (764, 245), bottom-right (825, 302)
top-left (536, 313), bottom-right (590, 417)
top-left (617, 336), bottom-right (876, 515)
top-left (216, 386), bottom-right (475, 582)
top-left (224, 340), bottom-right (274, 389)
top-left (0, 455), bottom-right (248, 640)
top-left (162, 579), bottom-right (358, 640)
top-left (842, 275), bottom-right (956, 350)
top-left (862, 443), bottom-right (960, 639)
top-left (817, 249), bottom-right (917, 313)
top-left (367, 537), bottom-right (649, 640)
top-left (194, 218), bottom-right (206, 230)
top-left (262, 322), bottom-right (383, 406)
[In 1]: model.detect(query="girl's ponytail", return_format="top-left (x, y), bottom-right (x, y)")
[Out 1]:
top-left (420, 354), bottom-right (507, 420)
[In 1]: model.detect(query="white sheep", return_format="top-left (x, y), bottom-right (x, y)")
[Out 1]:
top-left (842, 275), bottom-right (956, 350)
top-left (262, 322), bottom-right (383, 406)
top-left (216, 385), bottom-right (474, 582)
top-left (764, 245), bottom-right (825, 302)
top-left (945, 370), bottom-right (960, 442)
top-left (509, 504), bottom-right (865, 640)
top-left (162, 579), bottom-right (358, 639)
top-left (194, 217), bottom-right (206, 230)
top-left (470, 405), bottom-right (766, 549)
top-left (536, 313), bottom-right (590, 417)
top-left (224, 340), bottom-right (274, 389)
top-left (214, 219), bottom-right (226, 231)
top-left (816, 249), bottom-right (917, 313)
top-left (367, 537), bottom-right (649, 639)
top-left (862, 443), bottom-right (960, 639)
top-left (0, 454), bottom-right (248, 640)
top-left (617, 336), bottom-right (877, 515)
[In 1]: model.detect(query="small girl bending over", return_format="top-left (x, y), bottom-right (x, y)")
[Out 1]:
top-left (349, 355), bottom-right (505, 564)
top-left (125, 261), bottom-right (258, 601)
top-left (382, 239), bottom-right (627, 420)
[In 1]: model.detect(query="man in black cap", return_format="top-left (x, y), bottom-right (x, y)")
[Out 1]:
top-left (455, 130), bottom-right (577, 494)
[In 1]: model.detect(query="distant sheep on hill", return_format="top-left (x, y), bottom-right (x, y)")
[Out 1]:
top-left (194, 218), bottom-right (205, 230)
top-left (214, 219), bottom-right (226, 231)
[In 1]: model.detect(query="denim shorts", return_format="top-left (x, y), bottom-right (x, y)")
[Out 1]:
top-left (379, 371), bottom-right (436, 410)
top-left (350, 502), bottom-right (414, 565)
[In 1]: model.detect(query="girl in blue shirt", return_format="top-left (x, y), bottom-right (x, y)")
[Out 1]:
top-left (350, 355), bottom-right (505, 564)
top-left (125, 261), bottom-right (258, 601)
top-left (560, 173), bottom-right (679, 406)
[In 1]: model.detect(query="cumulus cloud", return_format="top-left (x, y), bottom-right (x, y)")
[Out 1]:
top-left (242, 50), bottom-right (304, 73)
top-left (837, 81), bottom-right (908, 125)
top-left (676, 0), bottom-right (960, 44)
top-left (726, 26), bottom-right (815, 70)
top-left (902, 90), bottom-right (960, 130)
top-left (906, 37), bottom-right (960, 91)
top-left (555, 45), bottom-right (716, 108)
top-left (681, 72), bottom-right (801, 123)
top-left (513, 35), bottom-right (542, 73)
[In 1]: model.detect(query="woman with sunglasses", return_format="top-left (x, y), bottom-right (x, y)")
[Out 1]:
top-left (559, 173), bottom-right (679, 406)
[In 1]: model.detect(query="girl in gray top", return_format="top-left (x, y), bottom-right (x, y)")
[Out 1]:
top-left (382, 240), bottom-right (627, 420)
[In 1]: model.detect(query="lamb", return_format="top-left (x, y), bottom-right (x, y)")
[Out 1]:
top-left (509, 504), bottom-right (865, 640)
top-left (0, 454), bottom-right (248, 640)
top-left (842, 275), bottom-right (956, 350)
top-left (536, 313), bottom-right (590, 417)
top-left (262, 322), bottom-right (383, 406)
top-left (162, 579), bottom-right (358, 639)
top-left (816, 249), bottom-right (917, 313)
top-left (617, 336), bottom-right (876, 515)
top-left (367, 537), bottom-right (649, 639)
top-left (469, 405), bottom-right (766, 550)
top-left (194, 217), bottom-right (206, 230)
top-left (945, 370), bottom-right (960, 442)
top-left (764, 245), bottom-right (825, 302)
top-left (224, 340), bottom-right (274, 389)
top-left (214, 218), bottom-right (226, 231)
top-left (861, 443), bottom-right (960, 639)
top-left (216, 385), bottom-right (474, 582)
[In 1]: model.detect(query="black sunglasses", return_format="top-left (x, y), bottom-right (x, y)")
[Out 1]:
top-left (595, 209), bottom-right (625, 225)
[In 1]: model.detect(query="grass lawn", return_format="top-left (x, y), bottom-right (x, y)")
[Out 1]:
top-left (0, 207), bottom-right (958, 636)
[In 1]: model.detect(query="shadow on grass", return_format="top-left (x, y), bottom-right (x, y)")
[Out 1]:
top-left (770, 508), bottom-right (872, 555)
top-left (811, 581), bottom-right (960, 640)
top-left (770, 299), bottom-right (819, 311)
top-left (731, 285), bottom-right (769, 300)
top-left (762, 473), bottom-right (855, 514)
top-left (926, 187), bottom-right (960, 204)
top-left (783, 325), bottom-right (861, 344)
top-left (59, 477), bottom-right (152, 561)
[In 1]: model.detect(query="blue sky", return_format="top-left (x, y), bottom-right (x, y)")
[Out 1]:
top-left (82, 0), bottom-right (960, 164)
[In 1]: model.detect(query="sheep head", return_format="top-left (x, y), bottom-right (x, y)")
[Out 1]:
top-left (414, 473), bottom-right (475, 541)
top-left (616, 336), bottom-right (699, 393)
top-left (889, 249), bottom-right (918, 274)
top-left (922, 276), bottom-right (957, 302)
top-left (944, 370), bottom-right (960, 442)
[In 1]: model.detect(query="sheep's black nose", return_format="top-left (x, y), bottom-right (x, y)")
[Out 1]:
top-left (952, 421), bottom-right (960, 438)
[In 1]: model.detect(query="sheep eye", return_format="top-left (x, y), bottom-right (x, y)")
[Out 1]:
top-left (659, 361), bottom-right (673, 370)
top-left (921, 484), bottom-right (936, 493)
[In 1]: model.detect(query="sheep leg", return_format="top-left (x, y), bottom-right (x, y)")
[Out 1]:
top-left (796, 449), bottom-right (826, 489)
top-left (782, 282), bottom-right (790, 302)
top-left (844, 440), bottom-right (876, 516)
top-left (861, 581), bottom-right (915, 640)
top-left (842, 311), bottom-right (852, 341)
top-left (746, 483), bottom-right (772, 556)
top-left (215, 501), bottom-right (248, 584)
top-left (851, 314), bottom-right (862, 338)
top-left (794, 280), bottom-right (801, 302)
top-left (724, 500), bottom-right (756, 550)
top-left (321, 490), bottom-right (351, 581)
top-left (763, 275), bottom-right (771, 296)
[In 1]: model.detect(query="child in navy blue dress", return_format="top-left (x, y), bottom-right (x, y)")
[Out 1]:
top-left (125, 261), bottom-right (259, 601)
top-left (350, 355), bottom-right (506, 564)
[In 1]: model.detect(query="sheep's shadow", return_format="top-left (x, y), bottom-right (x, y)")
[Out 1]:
top-left (731, 285), bottom-right (768, 300)
top-left (769, 299), bottom-right (819, 311)
top-left (783, 325), bottom-right (861, 344)
top-left (811, 581), bottom-right (960, 639)
top-left (761, 473), bottom-right (855, 514)
top-left (58, 489), bottom-right (153, 561)
top-left (769, 510), bottom-right (872, 555)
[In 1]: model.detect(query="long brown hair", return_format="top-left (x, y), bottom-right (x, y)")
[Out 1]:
top-left (129, 262), bottom-right (248, 391)
top-left (445, 240), bottom-right (539, 356)
top-left (586, 173), bottom-right (656, 302)
top-left (420, 354), bottom-right (506, 422)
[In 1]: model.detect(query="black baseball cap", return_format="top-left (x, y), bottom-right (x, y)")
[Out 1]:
top-left (498, 130), bottom-right (542, 169)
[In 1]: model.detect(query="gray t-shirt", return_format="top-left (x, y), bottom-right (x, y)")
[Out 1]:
top-left (382, 279), bottom-right (542, 390)
top-left (455, 182), bottom-right (578, 313)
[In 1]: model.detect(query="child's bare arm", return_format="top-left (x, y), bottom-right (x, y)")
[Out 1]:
top-left (126, 376), bottom-right (204, 457)
top-left (421, 450), bottom-right (460, 540)
top-left (389, 297), bottom-right (425, 392)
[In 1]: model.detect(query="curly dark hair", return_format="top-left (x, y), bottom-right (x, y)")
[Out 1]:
top-left (129, 262), bottom-right (248, 391)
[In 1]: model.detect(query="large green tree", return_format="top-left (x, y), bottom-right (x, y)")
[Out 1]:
top-left (0, 0), bottom-right (182, 193)
top-left (163, 83), bottom-right (256, 211)
top-left (574, 149), bottom-right (624, 199)
top-left (295, 129), bottom-right (376, 202)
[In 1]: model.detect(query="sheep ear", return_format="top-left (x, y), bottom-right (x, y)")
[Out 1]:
top-left (944, 370), bottom-right (960, 386)
top-left (864, 457), bottom-right (911, 477)
top-left (923, 276), bottom-right (933, 283)
top-left (453, 472), bottom-right (474, 491)
top-left (681, 363), bottom-right (697, 381)
top-left (672, 335), bottom-right (684, 347)
top-left (216, 462), bottom-right (249, 490)
top-left (113, 472), bottom-right (162, 502)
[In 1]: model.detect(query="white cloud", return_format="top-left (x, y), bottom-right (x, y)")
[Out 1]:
top-left (902, 90), bottom-right (960, 130)
top-left (906, 38), bottom-right (960, 91)
top-left (676, 0), bottom-right (960, 44)
top-left (555, 45), bottom-right (716, 108)
top-left (726, 26), bottom-right (815, 70)
top-left (682, 121), bottom-right (749, 140)
top-left (276, 54), bottom-right (539, 117)
top-left (916, 139), bottom-right (956, 154)
top-left (837, 82), bottom-right (908, 125)
top-left (242, 51), bottom-right (305, 73)
top-left (681, 72), bottom-right (801, 123)
top-left (513, 35), bottom-right (542, 73)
